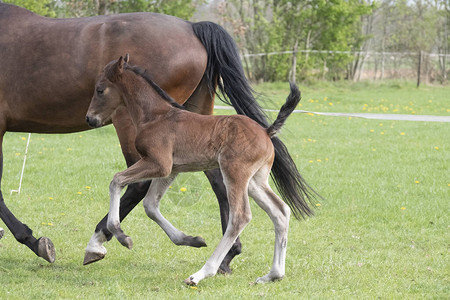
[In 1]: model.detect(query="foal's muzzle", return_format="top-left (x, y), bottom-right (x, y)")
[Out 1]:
top-left (86, 115), bottom-right (101, 128)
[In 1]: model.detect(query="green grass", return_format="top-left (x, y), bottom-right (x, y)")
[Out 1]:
top-left (255, 80), bottom-right (450, 116)
top-left (0, 81), bottom-right (449, 298)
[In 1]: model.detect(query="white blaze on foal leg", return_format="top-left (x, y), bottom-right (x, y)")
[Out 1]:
top-left (248, 174), bottom-right (291, 284)
top-left (84, 230), bottom-right (108, 264)
top-left (184, 176), bottom-right (252, 285)
top-left (107, 175), bottom-right (133, 249)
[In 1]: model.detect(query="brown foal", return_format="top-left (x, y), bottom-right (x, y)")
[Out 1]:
top-left (86, 55), bottom-right (302, 285)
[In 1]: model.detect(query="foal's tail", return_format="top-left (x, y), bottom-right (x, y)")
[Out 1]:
top-left (192, 21), bottom-right (320, 219)
top-left (266, 82), bottom-right (301, 137)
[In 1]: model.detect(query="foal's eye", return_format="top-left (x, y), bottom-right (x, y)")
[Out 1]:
top-left (97, 89), bottom-right (104, 95)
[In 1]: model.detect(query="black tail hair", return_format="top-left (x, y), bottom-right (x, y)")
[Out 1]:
top-left (267, 82), bottom-right (301, 137)
top-left (192, 21), bottom-right (321, 219)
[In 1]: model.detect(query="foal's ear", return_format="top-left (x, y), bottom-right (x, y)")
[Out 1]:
top-left (116, 56), bottom-right (124, 73)
top-left (124, 53), bottom-right (130, 64)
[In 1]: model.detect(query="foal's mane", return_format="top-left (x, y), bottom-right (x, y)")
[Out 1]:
top-left (124, 64), bottom-right (185, 110)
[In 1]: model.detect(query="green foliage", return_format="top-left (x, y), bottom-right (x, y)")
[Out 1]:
top-left (220, 0), bottom-right (374, 82)
top-left (4, 0), bottom-right (56, 17)
top-left (116, 0), bottom-right (204, 20)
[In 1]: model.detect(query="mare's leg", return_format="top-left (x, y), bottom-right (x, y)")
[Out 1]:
top-left (248, 167), bottom-right (291, 283)
top-left (143, 175), bottom-right (206, 247)
top-left (0, 133), bottom-right (55, 262)
top-left (184, 171), bottom-right (252, 285)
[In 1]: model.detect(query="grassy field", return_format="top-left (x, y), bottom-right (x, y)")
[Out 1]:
top-left (0, 81), bottom-right (448, 299)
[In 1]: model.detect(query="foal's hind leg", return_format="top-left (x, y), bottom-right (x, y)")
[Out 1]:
top-left (184, 173), bottom-right (252, 285)
top-left (205, 169), bottom-right (242, 274)
top-left (248, 167), bottom-right (291, 283)
top-left (143, 175), bottom-right (206, 248)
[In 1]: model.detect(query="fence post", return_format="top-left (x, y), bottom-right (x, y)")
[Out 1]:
top-left (417, 50), bottom-right (422, 87)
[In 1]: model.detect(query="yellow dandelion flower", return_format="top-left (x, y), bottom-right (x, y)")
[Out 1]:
top-left (316, 203), bottom-right (321, 207)
top-left (369, 129), bottom-right (374, 133)
top-left (379, 123), bottom-right (383, 126)
top-left (380, 132), bottom-right (385, 135)
top-left (180, 187), bottom-right (187, 192)
top-left (372, 149), bottom-right (376, 151)
top-left (67, 148), bottom-right (72, 151)
top-left (328, 102), bottom-right (333, 106)
top-left (21, 137), bottom-right (26, 141)
top-left (309, 160), bottom-right (314, 163)
top-left (434, 147), bottom-right (439, 150)
top-left (85, 186), bottom-right (91, 190)
top-left (415, 181), bottom-right (420, 184)
top-left (48, 222), bottom-right (54, 226)
top-left (401, 207), bottom-right (406, 210)
top-left (15, 152), bottom-right (21, 156)
top-left (41, 222), bottom-right (46, 225)
top-left (400, 132), bottom-right (405, 136)
top-left (48, 197), bottom-right (54, 200)
top-left (77, 191), bottom-right (82, 195)
top-left (317, 159), bottom-right (322, 162)
top-left (307, 113), bottom-right (314, 116)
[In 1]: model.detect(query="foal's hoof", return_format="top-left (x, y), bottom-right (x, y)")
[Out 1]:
top-left (83, 251), bottom-right (106, 265)
top-left (37, 237), bottom-right (55, 263)
top-left (187, 236), bottom-right (207, 248)
top-left (118, 235), bottom-right (133, 250)
top-left (183, 276), bottom-right (197, 286)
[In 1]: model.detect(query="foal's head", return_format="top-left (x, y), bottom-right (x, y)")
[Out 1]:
top-left (86, 55), bottom-right (129, 128)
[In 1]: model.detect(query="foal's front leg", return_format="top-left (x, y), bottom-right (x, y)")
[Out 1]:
top-left (108, 159), bottom-right (171, 249)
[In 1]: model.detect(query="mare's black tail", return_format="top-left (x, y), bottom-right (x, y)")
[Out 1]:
top-left (192, 21), bottom-right (320, 219)
top-left (266, 82), bottom-right (301, 137)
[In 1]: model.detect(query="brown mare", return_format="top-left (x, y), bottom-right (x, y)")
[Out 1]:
top-left (86, 55), bottom-right (304, 284)
top-left (0, 3), bottom-right (317, 272)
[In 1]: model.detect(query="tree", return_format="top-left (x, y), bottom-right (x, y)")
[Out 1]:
top-left (4, 0), bottom-right (56, 17)
top-left (217, 0), bottom-right (373, 82)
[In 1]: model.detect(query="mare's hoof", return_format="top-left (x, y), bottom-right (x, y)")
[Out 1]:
top-left (83, 251), bottom-right (105, 265)
top-left (218, 262), bottom-right (232, 275)
top-left (183, 276), bottom-right (197, 286)
top-left (188, 236), bottom-right (207, 248)
top-left (0, 228), bottom-right (4, 239)
top-left (37, 237), bottom-right (55, 263)
top-left (118, 236), bottom-right (133, 250)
